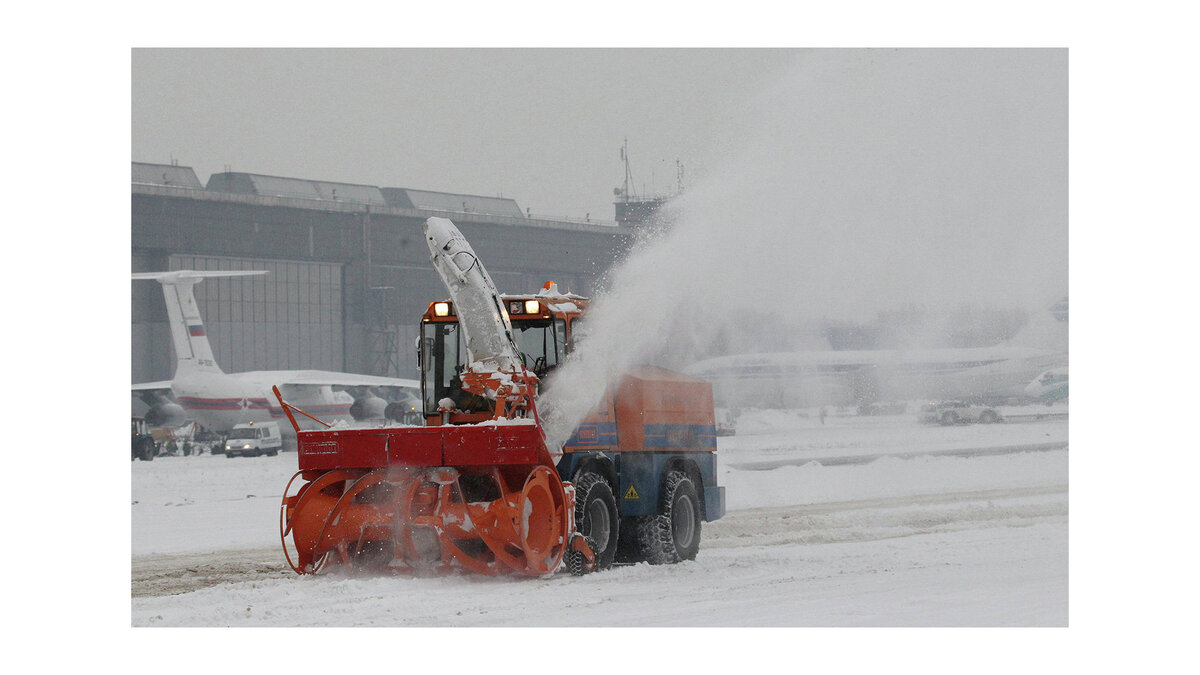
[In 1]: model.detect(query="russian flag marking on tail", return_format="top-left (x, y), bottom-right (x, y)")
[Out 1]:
top-left (187, 323), bottom-right (206, 337)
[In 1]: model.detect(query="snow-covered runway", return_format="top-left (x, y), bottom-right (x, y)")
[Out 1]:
top-left (131, 407), bottom-right (1068, 626)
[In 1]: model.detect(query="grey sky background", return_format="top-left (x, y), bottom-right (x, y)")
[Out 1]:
top-left (133, 48), bottom-right (1069, 310)
top-left (133, 49), bottom-right (801, 222)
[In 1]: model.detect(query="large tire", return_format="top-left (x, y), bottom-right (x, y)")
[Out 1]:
top-left (573, 472), bottom-right (619, 571)
top-left (979, 409), bottom-right (999, 424)
top-left (136, 438), bottom-right (156, 461)
top-left (637, 470), bottom-right (702, 565)
top-left (939, 411), bottom-right (959, 426)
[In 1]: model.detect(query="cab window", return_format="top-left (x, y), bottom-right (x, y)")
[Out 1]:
top-left (421, 322), bottom-right (466, 415)
top-left (511, 319), bottom-right (566, 375)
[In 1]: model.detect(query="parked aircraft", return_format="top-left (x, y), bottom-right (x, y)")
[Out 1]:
top-left (1024, 366), bottom-right (1068, 403)
top-left (132, 270), bottom-right (420, 437)
top-left (685, 298), bottom-right (1068, 408)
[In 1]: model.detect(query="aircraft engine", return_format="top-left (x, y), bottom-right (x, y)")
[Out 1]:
top-left (349, 394), bottom-right (387, 421)
top-left (144, 401), bottom-right (186, 427)
top-left (385, 398), bottom-right (421, 425)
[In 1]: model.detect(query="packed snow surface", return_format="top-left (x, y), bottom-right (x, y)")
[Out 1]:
top-left (132, 406), bottom-right (1067, 628)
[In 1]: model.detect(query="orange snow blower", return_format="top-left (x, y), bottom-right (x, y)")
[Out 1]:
top-left (276, 216), bottom-right (598, 577)
top-left (274, 216), bottom-right (726, 579)
top-left (275, 375), bottom-right (593, 576)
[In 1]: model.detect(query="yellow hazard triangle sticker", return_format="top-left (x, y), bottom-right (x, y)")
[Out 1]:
top-left (624, 485), bottom-right (640, 500)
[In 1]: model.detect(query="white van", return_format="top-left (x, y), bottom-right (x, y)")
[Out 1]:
top-left (224, 421), bottom-right (282, 458)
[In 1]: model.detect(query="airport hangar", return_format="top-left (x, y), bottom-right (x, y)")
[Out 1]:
top-left (132, 161), bottom-right (637, 389)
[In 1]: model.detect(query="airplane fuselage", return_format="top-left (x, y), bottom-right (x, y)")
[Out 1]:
top-left (133, 270), bottom-right (418, 437)
top-left (172, 371), bottom-right (353, 434)
top-left (689, 346), bottom-right (1068, 408)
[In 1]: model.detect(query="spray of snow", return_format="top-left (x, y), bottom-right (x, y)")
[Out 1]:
top-left (541, 50), bottom-right (1066, 451)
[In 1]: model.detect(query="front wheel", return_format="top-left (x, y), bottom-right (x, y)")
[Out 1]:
top-left (940, 411), bottom-right (959, 426)
top-left (637, 471), bottom-right (702, 565)
top-left (979, 409), bottom-right (999, 424)
top-left (573, 472), bottom-right (619, 571)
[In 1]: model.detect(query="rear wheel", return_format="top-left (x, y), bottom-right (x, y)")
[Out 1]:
top-left (573, 472), bottom-right (619, 571)
top-left (637, 471), bottom-right (702, 565)
top-left (136, 438), bottom-right (156, 461)
top-left (980, 409), bottom-right (999, 424)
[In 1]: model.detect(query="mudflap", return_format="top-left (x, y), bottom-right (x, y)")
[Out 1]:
top-left (703, 485), bottom-right (725, 521)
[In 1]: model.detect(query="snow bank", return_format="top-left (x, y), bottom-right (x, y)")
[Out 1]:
top-left (722, 450), bottom-right (1066, 510)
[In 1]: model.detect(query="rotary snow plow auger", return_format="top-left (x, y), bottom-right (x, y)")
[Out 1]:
top-left (276, 217), bottom-right (596, 577)
top-left (275, 379), bottom-right (589, 576)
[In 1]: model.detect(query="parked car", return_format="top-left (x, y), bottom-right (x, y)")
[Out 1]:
top-left (224, 421), bottom-right (283, 457)
top-left (919, 401), bottom-right (1002, 426)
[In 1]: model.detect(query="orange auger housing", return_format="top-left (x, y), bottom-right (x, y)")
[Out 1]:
top-left (275, 375), bottom-right (593, 577)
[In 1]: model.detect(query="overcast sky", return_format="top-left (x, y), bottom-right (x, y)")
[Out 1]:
top-left (133, 49), bottom-right (804, 222)
top-left (133, 49), bottom-right (1067, 308)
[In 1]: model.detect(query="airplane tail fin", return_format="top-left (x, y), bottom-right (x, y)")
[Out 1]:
top-left (132, 270), bottom-right (268, 376)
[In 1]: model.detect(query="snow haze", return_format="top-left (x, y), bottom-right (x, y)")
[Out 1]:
top-left (673, 49), bottom-right (1067, 319)
top-left (542, 49), bottom-right (1067, 450)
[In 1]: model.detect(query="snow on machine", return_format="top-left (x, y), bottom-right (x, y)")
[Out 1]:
top-left (276, 217), bottom-right (724, 577)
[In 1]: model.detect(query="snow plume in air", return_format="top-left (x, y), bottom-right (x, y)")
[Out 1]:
top-left (540, 49), bottom-right (1067, 449)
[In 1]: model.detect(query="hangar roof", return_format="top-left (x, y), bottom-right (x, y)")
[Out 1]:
top-left (382, 188), bottom-right (524, 218)
top-left (134, 162), bottom-right (613, 230)
top-left (200, 170), bottom-right (522, 218)
top-left (204, 171), bottom-right (389, 207)
top-left (133, 162), bottom-right (204, 189)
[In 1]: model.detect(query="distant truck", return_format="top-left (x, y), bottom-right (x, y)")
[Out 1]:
top-left (131, 417), bottom-right (157, 461)
top-left (919, 401), bottom-right (1002, 426)
top-left (223, 421), bottom-right (282, 457)
top-left (714, 407), bottom-right (738, 436)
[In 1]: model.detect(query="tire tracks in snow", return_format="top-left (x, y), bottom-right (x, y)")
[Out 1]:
top-left (703, 484), bottom-right (1067, 549)
top-left (132, 548), bottom-right (289, 598)
top-left (132, 484), bottom-right (1065, 599)
top-left (726, 441), bottom-right (1069, 470)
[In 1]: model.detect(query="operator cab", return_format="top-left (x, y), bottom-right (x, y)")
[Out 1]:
top-left (418, 283), bottom-right (587, 422)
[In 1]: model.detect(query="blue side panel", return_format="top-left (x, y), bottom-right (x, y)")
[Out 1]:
top-left (556, 446), bottom-right (725, 523)
top-left (612, 452), bottom-right (723, 521)
top-left (614, 453), bottom-right (662, 517)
